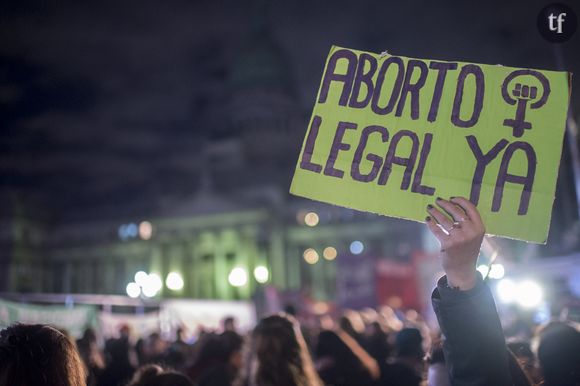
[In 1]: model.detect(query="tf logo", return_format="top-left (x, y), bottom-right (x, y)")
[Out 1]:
top-left (501, 70), bottom-right (551, 138)
top-left (537, 3), bottom-right (577, 43)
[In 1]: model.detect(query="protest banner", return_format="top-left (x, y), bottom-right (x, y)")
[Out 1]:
top-left (0, 299), bottom-right (98, 338)
top-left (290, 46), bottom-right (571, 243)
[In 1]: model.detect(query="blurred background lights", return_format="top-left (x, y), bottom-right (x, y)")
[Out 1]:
top-left (134, 271), bottom-right (148, 287)
top-left (118, 222), bottom-right (141, 241)
top-left (323, 246), bottom-right (337, 261)
top-left (126, 282), bottom-right (140, 298)
top-left (477, 264), bottom-right (490, 277)
top-left (349, 241), bottom-right (364, 255)
top-left (127, 223), bottom-right (138, 237)
top-left (303, 248), bottom-right (319, 264)
top-left (488, 263), bottom-right (505, 279)
top-left (476, 263), bottom-right (504, 279)
top-left (141, 284), bottom-right (158, 298)
top-left (148, 273), bottom-right (163, 291)
top-left (139, 221), bottom-right (153, 240)
top-left (515, 280), bottom-right (543, 308)
top-left (253, 266), bottom-right (269, 283)
top-left (304, 212), bottom-right (319, 227)
top-left (533, 303), bottom-right (551, 324)
top-left (140, 273), bottom-right (162, 297)
top-left (165, 272), bottom-right (184, 291)
top-left (228, 267), bottom-right (248, 287)
top-left (496, 278), bottom-right (517, 303)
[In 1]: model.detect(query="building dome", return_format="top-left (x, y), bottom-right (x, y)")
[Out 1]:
top-left (229, 25), bottom-right (293, 96)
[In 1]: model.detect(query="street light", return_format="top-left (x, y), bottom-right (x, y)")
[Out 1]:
top-left (126, 282), bottom-right (141, 298)
top-left (228, 267), bottom-right (248, 287)
top-left (166, 272), bottom-right (184, 291)
top-left (127, 271), bottom-right (163, 298)
top-left (253, 266), bottom-right (269, 283)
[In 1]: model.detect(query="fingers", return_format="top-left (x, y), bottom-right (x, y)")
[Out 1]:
top-left (450, 197), bottom-right (484, 229)
top-left (435, 198), bottom-right (467, 222)
top-left (425, 216), bottom-right (448, 243)
top-left (425, 196), bottom-right (485, 246)
top-left (427, 204), bottom-right (454, 231)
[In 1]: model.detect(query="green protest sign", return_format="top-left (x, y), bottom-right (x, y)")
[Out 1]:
top-left (290, 46), bottom-right (571, 243)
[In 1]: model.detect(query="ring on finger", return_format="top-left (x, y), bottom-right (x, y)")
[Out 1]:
top-left (448, 221), bottom-right (461, 231)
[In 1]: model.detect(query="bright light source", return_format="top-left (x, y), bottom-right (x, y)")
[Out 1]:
top-left (166, 272), bottom-right (184, 291)
top-left (477, 264), bottom-right (490, 277)
top-left (148, 273), bottom-right (163, 291)
top-left (135, 271), bottom-right (148, 287)
top-left (488, 264), bottom-right (505, 279)
top-left (142, 285), bottom-right (158, 298)
top-left (303, 248), bottom-right (319, 264)
top-left (126, 282), bottom-right (141, 298)
top-left (497, 278), bottom-right (516, 303)
top-left (228, 267), bottom-right (248, 287)
top-left (323, 246), bottom-right (337, 261)
top-left (141, 273), bottom-right (162, 297)
top-left (254, 266), bottom-right (269, 283)
top-left (516, 280), bottom-right (543, 308)
top-left (349, 241), bottom-right (364, 255)
top-left (304, 212), bottom-right (319, 227)
top-left (139, 221), bottom-right (153, 240)
top-left (533, 303), bottom-right (551, 324)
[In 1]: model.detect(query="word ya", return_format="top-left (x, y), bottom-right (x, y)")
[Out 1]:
top-left (301, 116), bottom-right (536, 215)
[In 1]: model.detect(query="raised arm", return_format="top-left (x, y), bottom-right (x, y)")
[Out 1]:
top-left (426, 197), bottom-right (512, 386)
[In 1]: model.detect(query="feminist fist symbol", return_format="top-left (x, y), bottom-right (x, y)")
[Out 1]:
top-left (501, 69), bottom-right (551, 137)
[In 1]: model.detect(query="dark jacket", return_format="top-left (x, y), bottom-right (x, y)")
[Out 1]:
top-left (432, 274), bottom-right (512, 386)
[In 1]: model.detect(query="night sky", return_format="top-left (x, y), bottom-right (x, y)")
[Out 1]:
top-left (1, 0), bottom-right (579, 221)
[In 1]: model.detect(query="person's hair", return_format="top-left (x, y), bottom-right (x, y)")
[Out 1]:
top-left (221, 330), bottom-right (244, 359)
top-left (127, 364), bottom-right (193, 386)
top-left (395, 327), bottom-right (423, 359)
top-left (194, 332), bottom-right (227, 363)
top-left (0, 323), bottom-right (87, 386)
top-left (315, 330), bottom-right (374, 386)
top-left (236, 313), bottom-right (323, 386)
top-left (537, 322), bottom-right (580, 386)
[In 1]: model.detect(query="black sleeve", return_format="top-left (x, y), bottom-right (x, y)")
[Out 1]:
top-left (431, 274), bottom-right (512, 386)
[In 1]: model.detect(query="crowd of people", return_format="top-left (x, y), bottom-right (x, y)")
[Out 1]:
top-left (1, 198), bottom-right (579, 386)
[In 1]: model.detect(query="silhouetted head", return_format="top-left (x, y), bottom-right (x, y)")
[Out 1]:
top-left (223, 316), bottom-right (237, 332)
top-left (0, 324), bottom-right (86, 386)
top-left (315, 330), bottom-right (374, 385)
top-left (238, 313), bottom-right (322, 386)
top-left (81, 328), bottom-right (97, 343)
top-left (221, 330), bottom-right (244, 369)
top-left (316, 330), bottom-right (356, 364)
top-left (538, 322), bottom-right (580, 386)
top-left (283, 304), bottom-right (297, 316)
top-left (127, 364), bottom-right (193, 386)
top-left (195, 332), bottom-right (227, 365)
top-left (338, 310), bottom-right (365, 340)
top-left (395, 328), bottom-right (423, 359)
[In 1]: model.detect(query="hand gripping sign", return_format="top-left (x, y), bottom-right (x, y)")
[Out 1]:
top-left (290, 46), bottom-right (571, 243)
